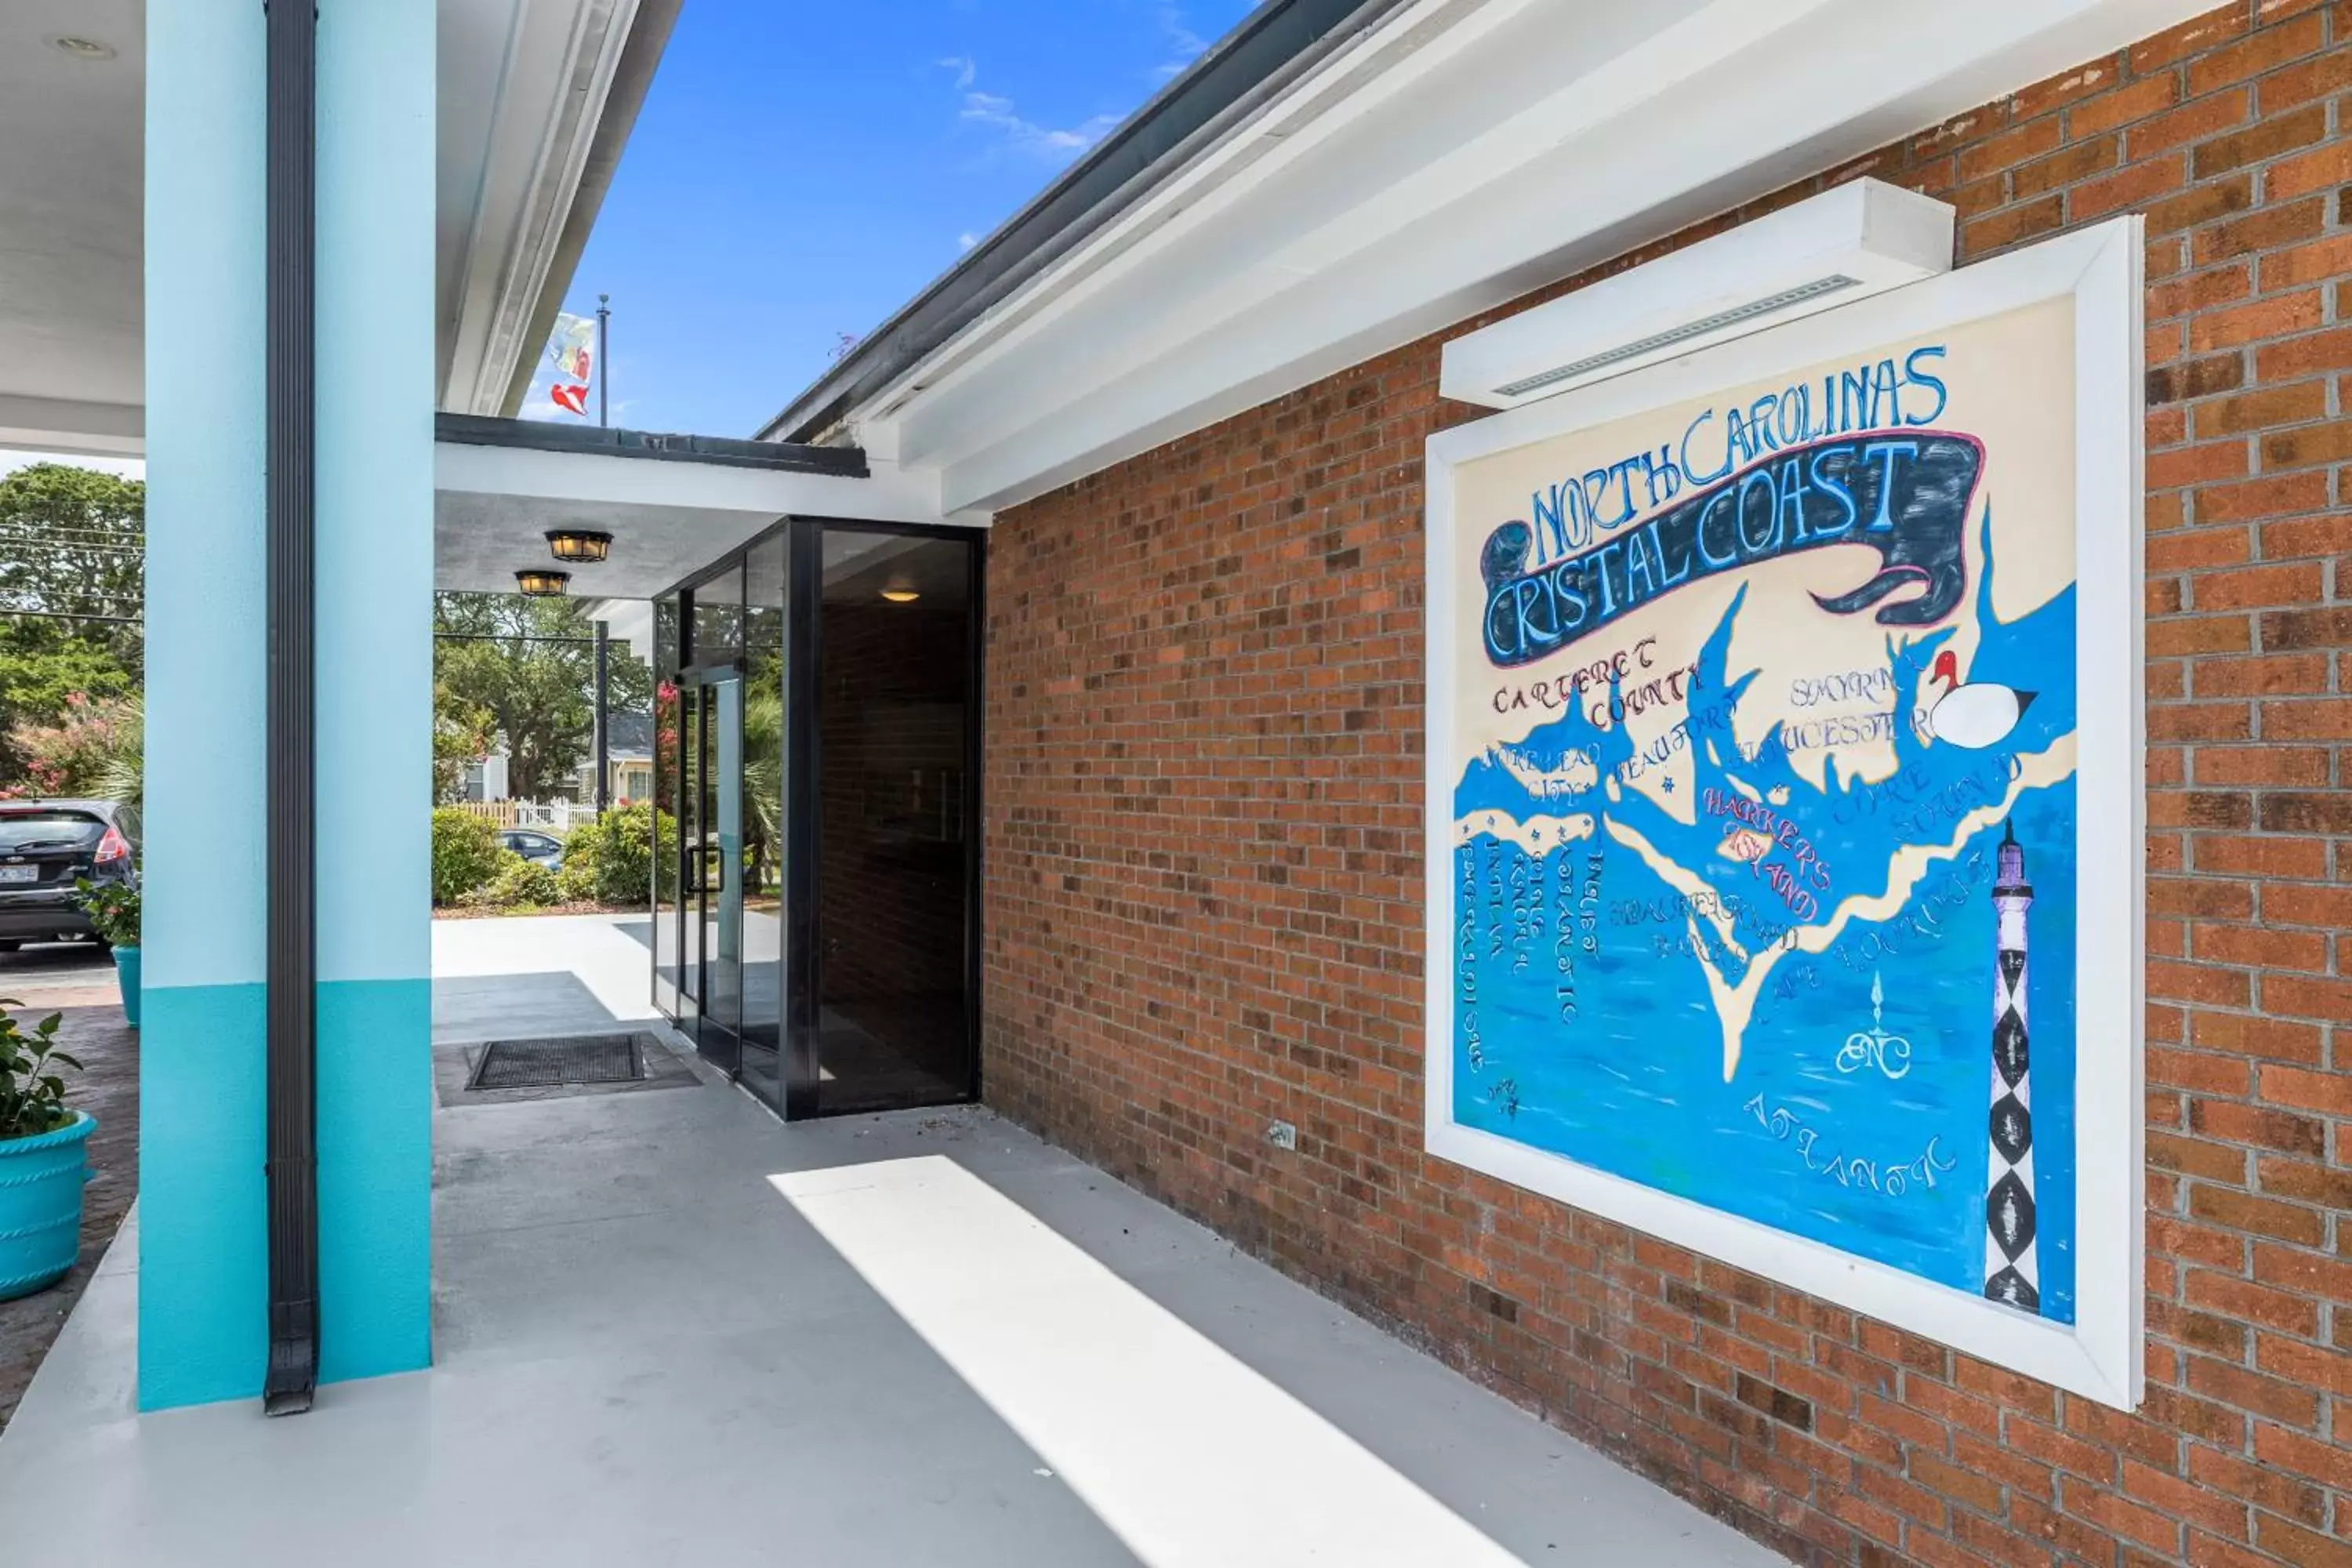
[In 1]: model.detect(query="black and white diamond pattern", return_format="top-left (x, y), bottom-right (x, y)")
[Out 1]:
top-left (1984, 823), bottom-right (2039, 1316)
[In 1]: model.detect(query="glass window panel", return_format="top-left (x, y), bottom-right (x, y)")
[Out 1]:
top-left (691, 561), bottom-right (744, 666)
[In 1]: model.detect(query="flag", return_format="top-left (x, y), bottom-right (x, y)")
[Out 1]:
top-left (546, 312), bottom-right (594, 416)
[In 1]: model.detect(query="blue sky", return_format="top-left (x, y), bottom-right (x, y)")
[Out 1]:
top-left (522, 0), bottom-right (1260, 437)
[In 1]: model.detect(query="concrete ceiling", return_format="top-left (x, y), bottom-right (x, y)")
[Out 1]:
top-left (0, 4), bottom-right (144, 456)
top-left (0, 0), bottom-right (675, 458)
top-left (433, 434), bottom-right (956, 597)
top-left (437, 491), bottom-right (782, 601)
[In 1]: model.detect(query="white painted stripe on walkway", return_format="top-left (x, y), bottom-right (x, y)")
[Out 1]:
top-left (771, 1156), bottom-right (1525, 1568)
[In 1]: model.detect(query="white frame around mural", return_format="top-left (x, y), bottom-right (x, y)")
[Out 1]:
top-left (1422, 217), bottom-right (2145, 1408)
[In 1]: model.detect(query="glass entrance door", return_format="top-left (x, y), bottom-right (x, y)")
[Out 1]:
top-left (694, 677), bottom-right (745, 1074)
top-left (651, 522), bottom-right (976, 1120)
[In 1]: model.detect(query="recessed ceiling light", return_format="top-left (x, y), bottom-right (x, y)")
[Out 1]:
top-left (49, 36), bottom-right (117, 60)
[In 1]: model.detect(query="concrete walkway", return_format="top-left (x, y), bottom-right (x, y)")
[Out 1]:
top-left (0, 916), bottom-right (1784, 1566)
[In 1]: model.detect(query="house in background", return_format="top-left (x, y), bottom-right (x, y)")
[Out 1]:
top-left (574, 709), bottom-right (653, 806)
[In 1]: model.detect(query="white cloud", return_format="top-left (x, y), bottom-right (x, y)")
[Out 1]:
top-left (1149, 4), bottom-right (1210, 82)
top-left (957, 232), bottom-right (981, 252)
top-left (935, 55), bottom-right (976, 90)
top-left (960, 89), bottom-right (1120, 160)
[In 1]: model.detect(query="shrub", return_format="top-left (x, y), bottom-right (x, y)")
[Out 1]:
top-left (480, 853), bottom-right (561, 909)
top-left (430, 808), bottom-right (505, 906)
top-left (561, 803), bottom-right (670, 907)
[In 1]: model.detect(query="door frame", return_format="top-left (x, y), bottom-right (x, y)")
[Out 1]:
top-left (651, 517), bottom-right (985, 1120)
top-left (675, 662), bottom-right (746, 1075)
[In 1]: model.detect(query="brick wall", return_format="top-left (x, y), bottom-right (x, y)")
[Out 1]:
top-left (982, 4), bottom-right (2352, 1563)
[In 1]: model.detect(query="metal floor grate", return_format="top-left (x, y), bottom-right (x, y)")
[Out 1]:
top-left (467, 1034), bottom-right (645, 1091)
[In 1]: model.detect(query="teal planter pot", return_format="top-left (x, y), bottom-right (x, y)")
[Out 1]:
top-left (113, 946), bottom-right (140, 1029)
top-left (0, 1112), bottom-right (94, 1301)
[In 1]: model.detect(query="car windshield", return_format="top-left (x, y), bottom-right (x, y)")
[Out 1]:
top-left (0, 811), bottom-right (102, 849)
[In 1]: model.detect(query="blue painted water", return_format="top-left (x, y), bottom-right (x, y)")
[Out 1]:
top-left (1453, 522), bottom-right (2078, 1323)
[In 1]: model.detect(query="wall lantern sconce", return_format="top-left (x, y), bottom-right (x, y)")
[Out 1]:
top-left (515, 568), bottom-right (572, 597)
top-left (545, 528), bottom-right (613, 563)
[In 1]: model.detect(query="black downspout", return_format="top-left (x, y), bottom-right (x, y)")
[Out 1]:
top-left (263, 0), bottom-right (320, 1417)
top-left (593, 621), bottom-right (611, 815)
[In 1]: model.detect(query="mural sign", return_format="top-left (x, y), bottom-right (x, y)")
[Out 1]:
top-left (1424, 220), bottom-right (2144, 1405)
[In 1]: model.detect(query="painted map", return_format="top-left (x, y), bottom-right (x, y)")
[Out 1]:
top-left (1442, 299), bottom-right (2080, 1322)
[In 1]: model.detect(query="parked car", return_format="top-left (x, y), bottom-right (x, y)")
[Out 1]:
top-left (0, 800), bottom-right (140, 951)
top-left (499, 828), bottom-right (564, 869)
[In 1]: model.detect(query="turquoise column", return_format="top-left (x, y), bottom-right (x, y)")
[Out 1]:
top-left (313, 0), bottom-right (434, 1388)
top-left (140, 0), bottom-right (270, 1412)
top-left (140, 0), bottom-right (434, 1409)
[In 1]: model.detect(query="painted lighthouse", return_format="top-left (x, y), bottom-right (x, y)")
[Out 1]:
top-left (1984, 820), bottom-right (2039, 1312)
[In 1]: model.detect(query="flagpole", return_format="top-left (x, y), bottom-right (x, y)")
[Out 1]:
top-left (596, 293), bottom-right (610, 427)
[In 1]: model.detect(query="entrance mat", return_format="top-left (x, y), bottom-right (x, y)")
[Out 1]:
top-left (466, 1033), bottom-right (647, 1091)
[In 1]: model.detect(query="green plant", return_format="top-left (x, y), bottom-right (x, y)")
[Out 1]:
top-left (479, 853), bottom-right (562, 909)
top-left (0, 1002), bottom-right (79, 1142)
top-left (73, 878), bottom-right (139, 947)
top-left (561, 803), bottom-right (670, 906)
top-left (430, 808), bottom-right (506, 906)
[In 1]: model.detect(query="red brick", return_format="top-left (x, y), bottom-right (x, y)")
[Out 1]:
top-left (2012, 138), bottom-right (2121, 200)
top-left (2190, 381), bottom-right (2328, 437)
top-left (2128, 5), bottom-right (2249, 74)
top-left (2197, 195), bottom-right (2327, 268)
top-left (2188, 12), bottom-right (2326, 94)
top-left (2255, 1062), bottom-right (2352, 1115)
top-left (1963, 194), bottom-right (2064, 255)
top-left (1958, 115), bottom-right (2063, 183)
top-left (2254, 1515), bottom-right (2352, 1568)
top-left (2013, 54), bottom-right (2125, 121)
top-left (2188, 102), bottom-right (2326, 179)
top-left (2263, 138), bottom-right (2352, 200)
top-left (2254, 42), bottom-right (2352, 109)
top-left (2263, 698), bottom-right (2352, 739)
top-left (2253, 1420), bottom-right (2352, 1490)
top-left (2188, 289), bottom-right (2324, 351)
top-left (2195, 471), bottom-right (2329, 521)
top-left (2190, 561), bottom-right (2323, 610)
top-left (2069, 71), bottom-right (2185, 138)
top-left (2261, 234), bottom-right (2352, 289)
top-left (2071, 154), bottom-right (2187, 223)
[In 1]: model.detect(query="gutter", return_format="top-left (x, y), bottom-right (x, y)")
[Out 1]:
top-left (755, 0), bottom-right (1416, 446)
top-left (263, 0), bottom-right (321, 1417)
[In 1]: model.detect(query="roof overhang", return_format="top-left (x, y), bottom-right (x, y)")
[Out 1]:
top-left (433, 415), bottom-right (960, 598)
top-left (0, 0), bottom-right (677, 459)
top-left (778, 0), bottom-right (2214, 517)
top-left (436, 0), bottom-right (683, 417)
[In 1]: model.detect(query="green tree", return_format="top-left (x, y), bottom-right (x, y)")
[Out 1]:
top-left (0, 464), bottom-right (144, 627)
top-left (0, 464), bottom-right (144, 789)
top-left (433, 592), bottom-right (652, 802)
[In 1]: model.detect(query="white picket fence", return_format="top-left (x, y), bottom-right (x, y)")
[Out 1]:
top-left (448, 799), bottom-right (598, 833)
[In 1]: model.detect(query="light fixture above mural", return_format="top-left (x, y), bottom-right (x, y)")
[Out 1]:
top-left (545, 528), bottom-right (613, 564)
top-left (514, 568), bottom-right (571, 597)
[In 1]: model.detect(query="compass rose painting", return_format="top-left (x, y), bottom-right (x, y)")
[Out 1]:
top-left (1422, 220), bottom-right (2146, 1406)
